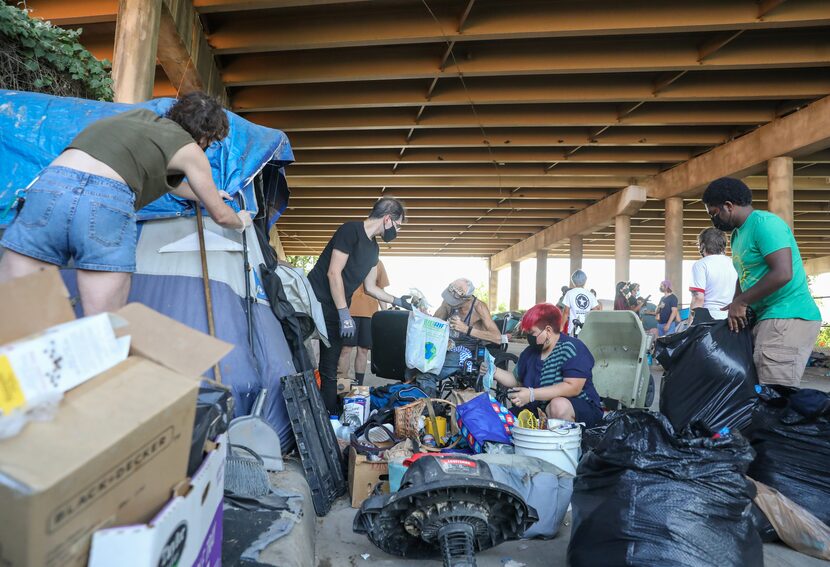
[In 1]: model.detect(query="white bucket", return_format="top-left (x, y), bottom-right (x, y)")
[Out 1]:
top-left (512, 424), bottom-right (581, 475)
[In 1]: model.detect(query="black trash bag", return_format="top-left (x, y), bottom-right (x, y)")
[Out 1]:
top-left (750, 502), bottom-right (779, 543)
top-left (747, 385), bottom-right (830, 527)
top-left (654, 319), bottom-right (758, 434)
top-left (568, 410), bottom-right (762, 567)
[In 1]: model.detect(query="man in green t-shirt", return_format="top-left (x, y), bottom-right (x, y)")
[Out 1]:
top-left (702, 177), bottom-right (821, 386)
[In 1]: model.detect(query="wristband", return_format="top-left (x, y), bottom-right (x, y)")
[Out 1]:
top-left (529, 388), bottom-right (535, 402)
top-left (466, 325), bottom-right (472, 336)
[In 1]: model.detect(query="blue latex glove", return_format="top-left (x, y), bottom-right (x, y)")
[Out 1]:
top-left (338, 308), bottom-right (355, 338)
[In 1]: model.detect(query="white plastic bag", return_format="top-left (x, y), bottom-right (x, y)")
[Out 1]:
top-left (405, 310), bottom-right (449, 373)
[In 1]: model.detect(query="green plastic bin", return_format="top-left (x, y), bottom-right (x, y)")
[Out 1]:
top-left (578, 310), bottom-right (651, 409)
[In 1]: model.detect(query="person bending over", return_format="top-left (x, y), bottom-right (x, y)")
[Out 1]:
top-left (307, 197), bottom-right (413, 413)
top-left (408, 278), bottom-right (502, 395)
top-left (0, 92), bottom-right (251, 315)
top-left (489, 303), bottom-right (603, 427)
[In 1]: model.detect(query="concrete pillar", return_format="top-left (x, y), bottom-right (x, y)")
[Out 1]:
top-left (488, 265), bottom-right (499, 312)
top-left (509, 261), bottom-right (520, 311)
top-left (767, 156), bottom-right (794, 229)
top-left (665, 197), bottom-right (684, 301)
top-left (535, 249), bottom-right (548, 304)
top-left (615, 215), bottom-right (631, 284)
top-left (113, 0), bottom-right (162, 103)
top-left (569, 235), bottom-right (583, 275)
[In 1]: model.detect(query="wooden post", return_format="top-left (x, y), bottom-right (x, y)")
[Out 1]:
top-left (509, 261), bottom-right (520, 311)
top-left (535, 249), bottom-right (548, 304)
top-left (488, 263), bottom-right (499, 312)
top-left (665, 197), bottom-right (684, 303)
top-left (569, 235), bottom-right (583, 275)
top-left (767, 156), bottom-right (794, 229)
top-left (113, 0), bottom-right (162, 103)
top-left (615, 215), bottom-right (631, 284)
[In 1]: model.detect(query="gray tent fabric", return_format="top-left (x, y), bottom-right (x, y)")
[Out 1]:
top-left (275, 264), bottom-right (329, 347)
top-left (471, 453), bottom-right (574, 539)
top-left (60, 271), bottom-right (296, 448)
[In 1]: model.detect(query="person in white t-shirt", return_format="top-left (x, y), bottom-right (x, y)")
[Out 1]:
top-left (562, 270), bottom-right (599, 336)
top-left (689, 227), bottom-right (738, 322)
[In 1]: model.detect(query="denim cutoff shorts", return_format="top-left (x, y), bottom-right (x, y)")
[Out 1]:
top-left (1, 166), bottom-right (138, 272)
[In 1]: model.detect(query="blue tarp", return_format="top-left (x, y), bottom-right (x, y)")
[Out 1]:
top-left (0, 89), bottom-right (293, 226)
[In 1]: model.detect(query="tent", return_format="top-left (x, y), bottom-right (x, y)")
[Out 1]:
top-left (0, 90), bottom-right (298, 448)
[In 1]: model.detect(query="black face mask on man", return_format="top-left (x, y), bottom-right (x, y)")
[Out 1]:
top-left (382, 218), bottom-right (398, 242)
top-left (709, 206), bottom-right (736, 232)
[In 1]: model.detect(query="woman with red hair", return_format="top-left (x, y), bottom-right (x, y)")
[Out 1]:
top-left (490, 303), bottom-right (603, 426)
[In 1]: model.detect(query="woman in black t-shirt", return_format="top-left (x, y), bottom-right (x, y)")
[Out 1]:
top-left (306, 197), bottom-right (414, 413)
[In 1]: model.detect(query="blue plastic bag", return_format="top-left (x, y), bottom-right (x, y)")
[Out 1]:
top-left (456, 393), bottom-right (515, 453)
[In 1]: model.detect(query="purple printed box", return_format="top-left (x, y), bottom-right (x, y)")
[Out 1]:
top-left (88, 434), bottom-right (227, 567)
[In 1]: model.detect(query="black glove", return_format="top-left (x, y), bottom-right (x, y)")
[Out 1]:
top-left (392, 296), bottom-right (413, 311)
top-left (337, 307), bottom-right (355, 338)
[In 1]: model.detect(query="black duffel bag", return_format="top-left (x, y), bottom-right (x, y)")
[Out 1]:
top-left (655, 318), bottom-right (758, 434)
top-left (568, 410), bottom-right (762, 567)
top-left (748, 385), bottom-right (830, 529)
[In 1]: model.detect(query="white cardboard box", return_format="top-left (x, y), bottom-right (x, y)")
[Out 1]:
top-left (88, 434), bottom-right (228, 567)
top-left (0, 312), bottom-right (130, 420)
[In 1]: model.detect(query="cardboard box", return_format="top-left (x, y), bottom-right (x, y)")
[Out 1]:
top-left (348, 446), bottom-right (388, 508)
top-left (336, 377), bottom-right (352, 396)
top-left (0, 311), bottom-right (130, 424)
top-left (0, 269), bottom-right (232, 567)
top-left (88, 434), bottom-right (228, 567)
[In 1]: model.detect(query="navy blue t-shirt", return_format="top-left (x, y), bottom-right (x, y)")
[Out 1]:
top-left (657, 293), bottom-right (678, 324)
top-left (515, 334), bottom-right (601, 408)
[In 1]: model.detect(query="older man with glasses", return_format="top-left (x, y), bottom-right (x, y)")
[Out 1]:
top-left (417, 278), bottom-right (503, 387)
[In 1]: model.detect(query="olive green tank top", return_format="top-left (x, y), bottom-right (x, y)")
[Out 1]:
top-left (67, 109), bottom-right (195, 210)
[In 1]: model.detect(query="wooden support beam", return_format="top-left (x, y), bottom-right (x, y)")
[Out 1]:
top-left (244, 102), bottom-right (782, 131)
top-left (645, 95), bottom-right (830, 200)
top-left (697, 30), bottom-right (744, 62)
top-left (287, 163), bottom-right (657, 178)
top-left (653, 70), bottom-right (688, 94)
top-left (231, 69), bottom-right (830, 111)
top-left (284, 127), bottom-right (731, 149)
top-left (490, 185), bottom-right (648, 269)
top-left (209, 0), bottom-right (830, 54)
top-left (286, 198), bottom-right (593, 210)
top-left (113, 0), bottom-right (162, 103)
top-left (157, 0), bottom-right (227, 104)
top-left (291, 146), bottom-right (696, 164)
top-left (220, 32), bottom-right (830, 86)
top-left (286, 175), bottom-right (633, 188)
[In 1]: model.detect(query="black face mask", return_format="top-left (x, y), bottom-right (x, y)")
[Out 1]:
top-left (710, 209), bottom-right (736, 232)
top-left (526, 331), bottom-right (545, 351)
top-left (382, 220), bottom-right (398, 243)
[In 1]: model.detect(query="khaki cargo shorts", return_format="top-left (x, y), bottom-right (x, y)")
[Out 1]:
top-left (752, 318), bottom-right (821, 386)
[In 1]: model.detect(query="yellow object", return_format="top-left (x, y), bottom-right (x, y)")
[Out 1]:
top-left (0, 355), bottom-right (25, 414)
top-left (517, 409), bottom-right (539, 430)
top-left (424, 415), bottom-right (447, 439)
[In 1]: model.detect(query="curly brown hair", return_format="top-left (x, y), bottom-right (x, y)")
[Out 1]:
top-left (164, 91), bottom-right (229, 145)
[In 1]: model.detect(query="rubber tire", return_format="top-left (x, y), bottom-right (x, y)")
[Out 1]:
top-left (645, 373), bottom-right (656, 408)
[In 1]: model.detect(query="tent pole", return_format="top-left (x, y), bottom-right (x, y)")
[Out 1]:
top-left (196, 210), bottom-right (223, 383)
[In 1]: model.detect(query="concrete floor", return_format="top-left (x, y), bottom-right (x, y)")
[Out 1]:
top-left (318, 344), bottom-right (830, 567)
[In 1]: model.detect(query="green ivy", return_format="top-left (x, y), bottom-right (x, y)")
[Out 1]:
top-left (0, 3), bottom-right (113, 101)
